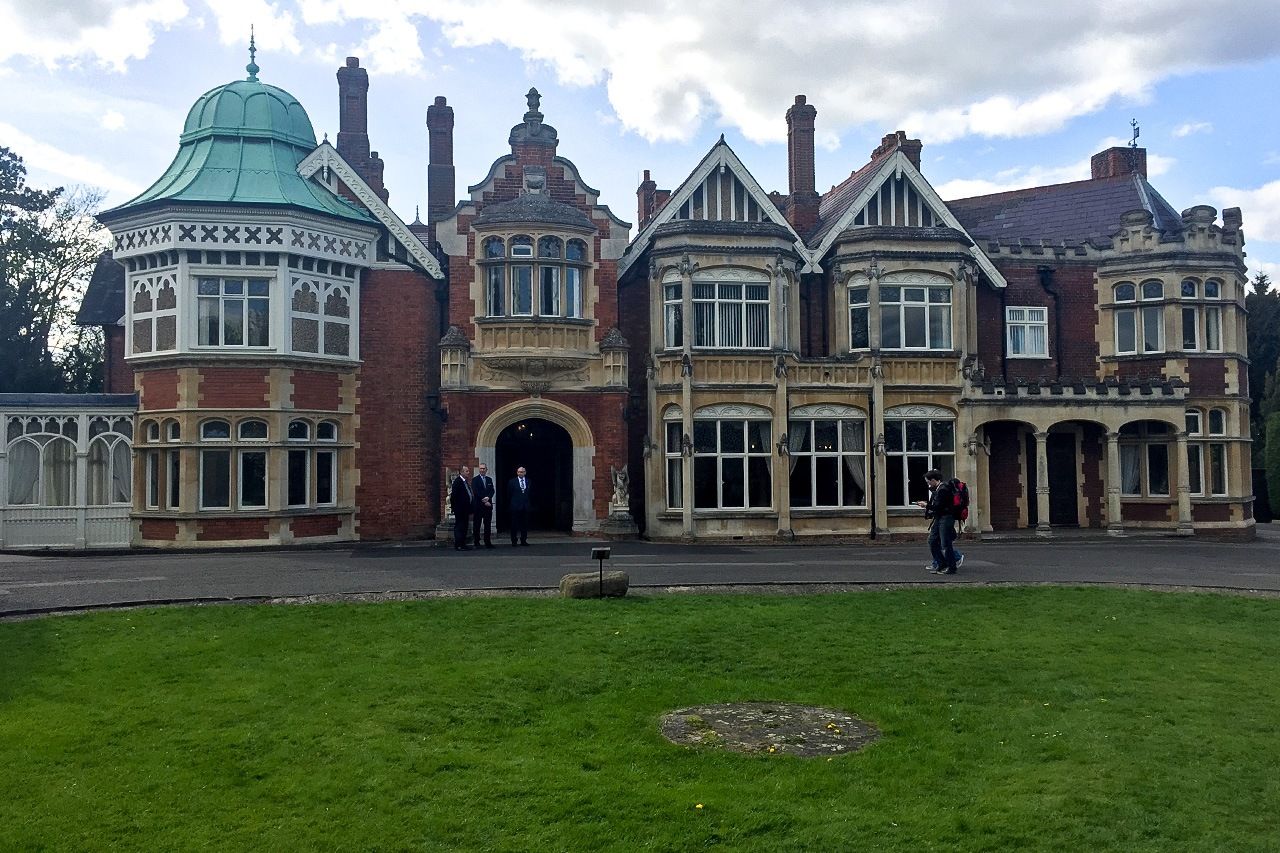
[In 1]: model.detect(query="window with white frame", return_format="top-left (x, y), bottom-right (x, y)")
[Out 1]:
top-left (1180, 278), bottom-right (1224, 353)
top-left (883, 406), bottom-right (955, 507)
top-left (197, 277), bottom-right (270, 347)
top-left (198, 418), bottom-right (268, 510)
top-left (130, 274), bottom-right (178, 354)
top-left (662, 407), bottom-right (685, 509)
top-left (879, 277), bottom-right (952, 350)
top-left (1115, 280), bottom-right (1163, 355)
top-left (290, 276), bottom-right (353, 357)
top-left (166, 421), bottom-right (181, 510)
top-left (287, 419), bottom-right (339, 508)
top-left (849, 285), bottom-right (870, 350)
top-left (692, 405), bottom-right (772, 509)
top-left (788, 405), bottom-right (867, 508)
top-left (479, 234), bottom-right (589, 320)
top-left (1186, 408), bottom-right (1228, 496)
top-left (1118, 421), bottom-right (1171, 497)
top-left (5, 418), bottom-right (78, 507)
top-left (1006, 306), bottom-right (1048, 357)
top-left (663, 282), bottom-right (683, 348)
top-left (692, 277), bottom-right (769, 349)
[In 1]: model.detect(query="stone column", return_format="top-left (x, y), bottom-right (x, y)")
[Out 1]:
top-left (871, 370), bottom-right (888, 538)
top-left (774, 360), bottom-right (791, 538)
top-left (976, 428), bottom-right (992, 534)
top-left (1034, 431), bottom-right (1051, 535)
top-left (680, 258), bottom-right (695, 540)
top-left (958, 424), bottom-right (979, 535)
top-left (1175, 432), bottom-right (1194, 535)
top-left (1105, 431), bottom-right (1124, 536)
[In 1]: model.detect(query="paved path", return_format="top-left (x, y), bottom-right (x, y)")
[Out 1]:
top-left (2, 526), bottom-right (1278, 616)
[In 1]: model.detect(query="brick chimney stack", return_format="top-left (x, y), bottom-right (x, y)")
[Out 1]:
top-left (336, 57), bottom-right (388, 203)
top-left (785, 95), bottom-right (820, 235)
top-left (1091, 146), bottom-right (1147, 180)
top-left (426, 95), bottom-right (455, 224)
top-left (637, 169), bottom-right (657, 228)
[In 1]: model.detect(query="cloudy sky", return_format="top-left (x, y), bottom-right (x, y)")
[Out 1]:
top-left (3, 0), bottom-right (1279, 281)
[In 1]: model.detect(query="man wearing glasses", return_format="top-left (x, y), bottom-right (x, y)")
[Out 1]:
top-left (916, 470), bottom-right (964, 575)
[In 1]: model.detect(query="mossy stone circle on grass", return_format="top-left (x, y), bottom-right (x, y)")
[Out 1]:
top-left (660, 702), bottom-right (880, 757)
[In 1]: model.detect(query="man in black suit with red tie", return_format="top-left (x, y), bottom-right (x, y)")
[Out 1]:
top-left (471, 462), bottom-right (496, 549)
top-left (450, 465), bottom-right (473, 551)
top-left (507, 465), bottom-right (531, 546)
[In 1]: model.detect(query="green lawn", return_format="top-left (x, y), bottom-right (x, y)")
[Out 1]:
top-left (2, 588), bottom-right (1278, 851)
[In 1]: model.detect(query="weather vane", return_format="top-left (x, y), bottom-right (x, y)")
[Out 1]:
top-left (1129, 118), bottom-right (1140, 149)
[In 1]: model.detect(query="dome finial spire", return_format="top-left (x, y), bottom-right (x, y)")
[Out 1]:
top-left (246, 26), bottom-right (260, 81)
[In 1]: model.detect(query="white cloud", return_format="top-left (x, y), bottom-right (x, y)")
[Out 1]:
top-left (1173, 121), bottom-right (1212, 138)
top-left (0, 0), bottom-right (188, 71)
top-left (203, 0), bottom-right (303, 55)
top-left (939, 139), bottom-right (1176, 200)
top-left (1207, 180), bottom-right (1280, 243)
top-left (0, 121), bottom-right (142, 195)
top-left (101, 110), bottom-right (126, 131)
top-left (1248, 259), bottom-right (1280, 287)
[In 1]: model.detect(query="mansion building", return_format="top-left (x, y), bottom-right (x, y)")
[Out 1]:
top-left (0, 53), bottom-right (1256, 549)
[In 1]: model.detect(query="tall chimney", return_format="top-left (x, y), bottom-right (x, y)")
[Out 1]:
top-left (336, 57), bottom-right (370, 167)
top-left (785, 95), bottom-right (820, 235)
top-left (637, 169), bottom-right (657, 228)
top-left (426, 95), bottom-right (455, 224)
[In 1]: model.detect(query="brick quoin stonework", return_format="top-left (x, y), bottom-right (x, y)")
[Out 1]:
top-left (138, 368), bottom-right (179, 410)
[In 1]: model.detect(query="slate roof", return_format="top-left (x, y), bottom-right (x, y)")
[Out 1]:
top-left (471, 192), bottom-right (595, 231)
top-left (75, 252), bottom-right (125, 326)
top-left (946, 173), bottom-right (1183, 248)
top-left (808, 145), bottom-right (898, 245)
top-left (0, 393), bottom-right (137, 409)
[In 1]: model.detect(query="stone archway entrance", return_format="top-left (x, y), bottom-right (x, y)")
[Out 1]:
top-left (495, 418), bottom-right (573, 532)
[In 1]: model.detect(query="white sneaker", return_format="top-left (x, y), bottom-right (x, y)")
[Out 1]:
top-left (955, 553), bottom-right (966, 569)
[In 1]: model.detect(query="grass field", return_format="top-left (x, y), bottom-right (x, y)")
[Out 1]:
top-left (2, 587), bottom-right (1278, 851)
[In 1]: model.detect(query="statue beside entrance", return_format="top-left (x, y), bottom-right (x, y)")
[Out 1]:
top-left (601, 463), bottom-right (638, 540)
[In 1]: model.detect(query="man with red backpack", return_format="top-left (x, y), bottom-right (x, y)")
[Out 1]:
top-left (916, 469), bottom-right (967, 575)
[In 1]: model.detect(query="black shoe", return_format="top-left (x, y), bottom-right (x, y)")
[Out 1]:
top-left (457, 545), bottom-right (472, 551)
top-left (485, 544), bottom-right (495, 549)
top-left (520, 541), bottom-right (529, 546)
top-left (938, 569), bottom-right (956, 575)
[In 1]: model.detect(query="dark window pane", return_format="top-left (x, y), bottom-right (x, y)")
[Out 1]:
top-left (886, 456), bottom-right (905, 507)
top-left (814, 420), bottom-right (838, 452)
top-left (841, 420), bottom-right (865, 452)
top-left (932, 421), bottom-right (954, 452)
top-left (789, 457), bottom-right (812, 507)
top-left (201, 450), bottom-right (230, 508)
top-left (666, 422), bottom-right (682, 454)
top-left (747, 457), bottom-right (771, 507)
top-left (667, 458), bottom-right (683, 508)
top-left (722, 457), bottom-right (745, 507)
top-left (224, 299), bottom-right (244, 345)
top-left (694, 458), bottom-right (718, 508)
top-left (881, 304), bottom-right (900, 347)
top-left (747, 421), bottom-right (770, 453)
top-left (851, 306), bottom-right (869, 348)
top-left (904, 305), bottom-right (927, 347)
top-left (1187, 445), bottom-right (1202, 494)
top-left (906, 456), bottom-right (930, 504)
top-left (884, 421), bottom-right (904, 453)
top-left (167, 451), bottom-right (180, 510)
top-left (317, 451), bottom-right (335, 504)
top-left (906, 420), bottom-right (929, 452)
top-left (1147, 443), bottom-right (1169, 495)
top-left (842, 457), bottom-right (866, 506)
top-left (240, 451), bottom-right (267, 507)
top-left (694, 422), bottom-right (716, 454)
top-left (288, 449), bottom-right (308, 506)
top-left (814, 457), bottom-right (839, 506)
top-left (720, 421), bottom-right (744, 454)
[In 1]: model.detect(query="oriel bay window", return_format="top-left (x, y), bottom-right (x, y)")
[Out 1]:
top-left (788, 406), bottom-right (867, 508)
top-left (692, 406), bottom-right (772, 509)
top-left (480, 234), bottom-right (589, 319)
top-left (290, 276), bottom-right (353, 357)
top-left (883, 406), bottom-right (955, 507)
top-left (197, 277), bottom-right (270, 347)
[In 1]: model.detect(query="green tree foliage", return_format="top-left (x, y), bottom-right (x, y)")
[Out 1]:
top-left (1267, 413), bottom-right (1280, 518)
top-left (1245, 272), bottom-right (1280, 466)
top-left (0, 146), bottom-right (107, 393)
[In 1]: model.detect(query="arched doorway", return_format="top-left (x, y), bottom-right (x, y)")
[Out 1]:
top-left (495, 418), bottom-right (573, 532)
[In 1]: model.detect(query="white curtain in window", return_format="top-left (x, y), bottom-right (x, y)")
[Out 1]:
top-left (8, 440), bottom-right (39, 504)
top-left (112, 439), bottom-right (131, 503)
top-left (88, 438), bottom-right (110, 505)
top-left (1120, 444), bottom-right (1141, 495)
top-left (43, 437), bottom-right (76, 506)
top-left (843, 455), bottom-right (866, 491)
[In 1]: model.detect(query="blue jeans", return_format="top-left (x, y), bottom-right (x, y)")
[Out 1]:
top-left (928, 514), bottom-right (959, 571)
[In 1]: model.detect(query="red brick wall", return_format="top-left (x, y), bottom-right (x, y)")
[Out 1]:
top-left (1115, 359), bottom-right (1169, 382)
top-left (197, 518), bottom-right (269, 540)
top-left (291, 515), bottom-right (343, 538)
top-left (979, 261), bottom-right (1100, 382)
top-left (139, 518), bottom-right (178, 541)
top-left (355, 266), bottom-right (439, 540)
top-left (104, 326), bottom-right (133, 394)
top-left (197, 367), bottom-right (270, 408)
top-left (292, 370), bottom-right (343, 411)
top-left (1080, 426), bottom-right (1105, 528)
top-left (1120, 502), bottom-right (1172, 523)
top-left (138, 368), bottom-right (179, 410)
top-left (1186, 358), bottom-right (1228, 396)
top-left (1191, 503), bottom-right (1232, 522)
top-left (617, 270), bottom-right (651, 525)
top-left (985, 422), bottom-right (1023, 530)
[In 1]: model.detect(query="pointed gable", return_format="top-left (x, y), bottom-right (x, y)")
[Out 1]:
top-left (619, 138), bottom-right (811, 278)
top-left (811, 149), bottom-right (1007, 288)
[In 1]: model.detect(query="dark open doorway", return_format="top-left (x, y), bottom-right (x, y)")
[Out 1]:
top-left (1047, 432), bottom-right (1079, 526)
top-left (495, 418), bottom-right (573, 533)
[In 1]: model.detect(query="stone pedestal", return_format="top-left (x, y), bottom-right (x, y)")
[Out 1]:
top-left (599, 510), bottom-right (638, 540)
top-left (560, 570), bottom-right (629, 598)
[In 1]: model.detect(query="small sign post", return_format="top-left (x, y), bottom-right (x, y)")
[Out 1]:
top-left (591, 546), bottom-right (611, 597)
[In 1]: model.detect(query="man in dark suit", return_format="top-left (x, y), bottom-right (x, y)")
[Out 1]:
top-left (507, 465), bottom-right (531, 546)
top-left (471, 462), bottom-right (496, 549)
top-left (450, 465), bottom-right (473, 551)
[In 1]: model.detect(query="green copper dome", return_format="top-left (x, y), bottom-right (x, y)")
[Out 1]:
top-left (103, 65), bottom-right (373, 225)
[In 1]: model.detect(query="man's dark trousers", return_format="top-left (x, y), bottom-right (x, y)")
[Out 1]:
top-left (928, 514), bottom-right (959, 572)
top-left (508, 477), bottom-right (531, 545)
top-left (472, 474), bottom-right (495, 547)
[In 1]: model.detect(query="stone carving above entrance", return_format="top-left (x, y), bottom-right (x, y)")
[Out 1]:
top-left (476, 354), bottom-right (591, 388)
